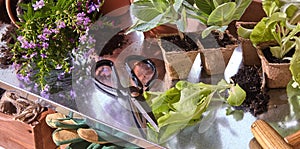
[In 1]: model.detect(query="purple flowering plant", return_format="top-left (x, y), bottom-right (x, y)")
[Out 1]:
top-left (11, 0), bottom-right (103, 93)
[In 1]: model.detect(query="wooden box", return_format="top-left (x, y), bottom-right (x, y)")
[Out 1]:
top-left (0, 109), bottom-right (56, 149)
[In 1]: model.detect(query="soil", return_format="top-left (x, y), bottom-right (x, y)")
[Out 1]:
top-left (95, 29), bottom-right (128, 56)
top-left (262, 47), bottom-right (295, 63)
top-left (231, 66), bottom-right (270, 116)
top-left (211, 30), bottom-right (238, 47)
top-left (160, 34), bottom-right (198, 52)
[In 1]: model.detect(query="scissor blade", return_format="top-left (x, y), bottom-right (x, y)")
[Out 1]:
top-left (130, 97), bottom-right (159, 132)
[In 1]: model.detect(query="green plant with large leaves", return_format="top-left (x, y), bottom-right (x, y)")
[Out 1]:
top-left (240, 0), bottom-right (300, 59)
top-left (144, 79), bottom-right (246, 143)
top-left (127, 0), bottom-right (251, 38)
top-left (192, 0), bottom-right (252, 38)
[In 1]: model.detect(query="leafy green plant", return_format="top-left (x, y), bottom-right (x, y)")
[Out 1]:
top-left (11, 0), bottom-right (102, 94)
top-left (290, 37), bottom-right (300, 88)
top-left (144, 79), bottom-right (246, 143)
top-left (192, 0), bottom-right (252, 38)
top-left (127, 0), bottom-right (251, 38)
top-left (248, 0), bottom-right (300, 59)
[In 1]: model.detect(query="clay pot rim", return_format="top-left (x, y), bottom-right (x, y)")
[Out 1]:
top-left (5, 0), bottom-right (20, 28)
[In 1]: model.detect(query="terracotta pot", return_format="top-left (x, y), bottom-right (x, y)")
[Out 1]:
top-left (158, 33), bottom-right (200, 80)
top-left (100, 0), bottom-right (131, 17)
top-left (5, 0), bottom-right (20, 28)
top-left (256, 47), bottom-right (292, 88)
top-left (236, 21), bottom-right (261, 66)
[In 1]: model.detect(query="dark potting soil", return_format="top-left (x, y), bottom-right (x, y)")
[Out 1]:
top-left (96, 29), bottom-right (128, 56)
top-left (211, 30), bottom-right (238, 48)
top-left (160, 34), bottom-right (198, 52)
top-left (262, 47), bottom-right (295, 63)
top-left (231, 66), bottom-right (270, 116)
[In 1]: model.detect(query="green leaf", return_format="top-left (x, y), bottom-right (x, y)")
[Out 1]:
top-left (173, 0), bottom-right (184, 12)
top-left (290, 37), bottom-right (300, 85)
top-left (194, 0), bottom-right (215, 15)
top-left (232, 0), bottom-right (252, 20)
top-left (207, 2), bottom-right (236, 26)
top-left (262, 0), bottom-right (279, 17)
top-left (226, 84), bottom-right (246, 106)
top-left (226, 107), bottom-right (244, 121)
top-left (237, 26), bottom-right (253, 39)
top-left (270, 46), bottom-right (282, 58)
top-left (175, 7), bottom-right (187, 32)
top-left (131, 1), bottom-right (162, 22)
top-left (201, 26), bottom-right (222, 38)
top-left (250, 18), bottom-right (275, 46)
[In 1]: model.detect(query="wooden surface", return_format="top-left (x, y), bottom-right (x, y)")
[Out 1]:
top-left (0, 109), bottom-right (56, 149)
top-left (251, 120), bottom-right (293, 149)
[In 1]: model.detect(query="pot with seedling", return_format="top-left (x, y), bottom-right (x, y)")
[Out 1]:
top-left (189, 0), bottom-right (251, 75)
top-left (249, 0), bottom-right (300, 88)
top-left (127, 0), bottom-right (201, 82)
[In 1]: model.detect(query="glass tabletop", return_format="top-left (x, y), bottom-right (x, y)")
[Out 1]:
top-left (1, 10), bottom-right (300, 149)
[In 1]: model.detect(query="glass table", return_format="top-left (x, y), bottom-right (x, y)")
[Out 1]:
top-left (1, 11), bottom-right (299, 149)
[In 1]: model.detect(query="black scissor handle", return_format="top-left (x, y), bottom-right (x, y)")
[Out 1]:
top-left (125, 55), bottom-right (157, 91)
top-left (93, 59), bottom-right (123, 97)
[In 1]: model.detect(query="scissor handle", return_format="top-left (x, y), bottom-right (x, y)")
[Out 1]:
top-left (125, 55), bottom-right (157, 91)
top-left (93, 59), bottom-right (123, 97)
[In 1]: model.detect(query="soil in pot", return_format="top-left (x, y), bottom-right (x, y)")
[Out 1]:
top-left (159, 33), bottom-right (199, 80)
top-left (160, 34), bottom-right (198, 52)
top-left (231, 66), bottom-right (270, 116)
top-left (258, 46), bottom-right (293, 88)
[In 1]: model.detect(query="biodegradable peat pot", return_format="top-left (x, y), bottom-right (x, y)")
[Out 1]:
top-left (256, 44), bottom-right (292, 88)
top-left (236, 21), bottom-right (261, 66)
top-left (0, 109), bottom-right (56, 149)
top-left (198, 30), bottom-right (238, 75)
top-left (158, 33), bottom-right (199, 80)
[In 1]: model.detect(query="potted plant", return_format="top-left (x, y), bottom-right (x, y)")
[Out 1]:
top-left (10, 0), bottom-right (102, 94)
top-left (249, 0), bottom-right (300, 88)
top-left (127, 0), bottom-right (201, 81)
top-left (190, 0), bottom-right (251, 75)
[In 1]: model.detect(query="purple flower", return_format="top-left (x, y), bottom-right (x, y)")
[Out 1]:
top-left (42, 42), bottom-right (49, 49)
top-left (22, 55), bottom-right (28, 59)
top-left (83, 17), bottom-right (91, 26)
top-left (30, 52), bottom-right (37, 58)
top-left (88, 36), bottom-right (96, 44)
top-left (12, 62), bottom-right (21, 70)
top-left (57, 72), bottom-right (65, 80)
top-left (28, 41), bottom-right (36, 48)
top-left (23, 73), bottom-right (31, 84)
top-left (38, 34), bottom-right (48, 41)
top-left (57, 21), bottom-right (66, 29)
top-left (32, 0), bottom-right (45, 10)
top-left (43, 28), bottom-right (52, 35)
top-left (51, 29), bottom-right (59, 34)
top-left (56, 64), bottom-right (63, 69)
top-left (87, 2), bottom-right (99, 13)
top-left (77, 12), bottom-right (86, 17)
top-left (40, 90), bottom-right (50, 99)
top-left (70, 89), bottom-right (76, 99)
top-left (79, 35), bottom-right (87, 43)
top-left (84, 48), bottom-right (95, 58)
top-left (17, 36), bottom-right (25, 42)
top-left (16, 73), bottom-right (24, 81)
top-left (58, 94), bottom-right (65, 98)
top-left (41, 53), bottom-right (47, 58)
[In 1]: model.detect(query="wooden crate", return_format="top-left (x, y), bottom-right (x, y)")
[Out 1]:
top-left (0, 109), bottom-right (57, 149)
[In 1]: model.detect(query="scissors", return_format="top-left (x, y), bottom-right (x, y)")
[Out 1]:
top-left (92, 55), bottom-right (159, 137)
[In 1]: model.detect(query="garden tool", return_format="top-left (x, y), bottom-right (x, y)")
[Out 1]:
top-left (250, 119), bottom-right (300, 149)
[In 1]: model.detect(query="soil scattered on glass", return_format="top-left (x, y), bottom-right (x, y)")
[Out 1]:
top-left (160, 34), bottom-right (198, 52)
top-left (231, 66), bottom-right (270, 116)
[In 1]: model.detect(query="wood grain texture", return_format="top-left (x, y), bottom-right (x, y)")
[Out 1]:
top-left (285, 130), bottom-right (300, 148)
top-left (0, 109), bottom-right (56, 149)
top-left (251, 120), bottom-right (292, 149)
